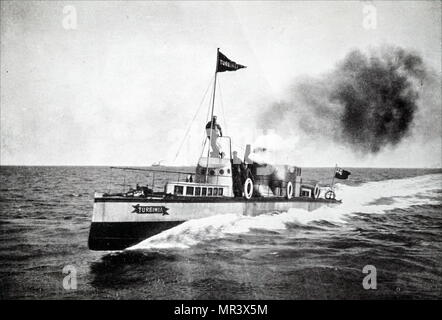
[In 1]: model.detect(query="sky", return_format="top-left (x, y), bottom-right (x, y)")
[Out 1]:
top-left (1, 0), bottom-right (441, 167)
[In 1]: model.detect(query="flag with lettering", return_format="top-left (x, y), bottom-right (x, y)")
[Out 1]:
top-left (335, 168), bottom-right (351, 179)
top-left (217, 51), bottom-right (246, 73)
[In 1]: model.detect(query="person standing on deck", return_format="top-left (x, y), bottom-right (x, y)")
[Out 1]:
top-left (206, 116), bottom-right (223, 158)
top-left (232, 151), bottom-right (243, 197)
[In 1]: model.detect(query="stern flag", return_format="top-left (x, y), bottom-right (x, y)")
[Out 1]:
top-left (335, 168), bottom-right (351, 180)
top-left (217, 51), bottom-right (246, 73)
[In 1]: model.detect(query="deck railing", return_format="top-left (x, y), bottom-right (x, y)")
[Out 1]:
top-left (107, 166), bottom-right (195, 194)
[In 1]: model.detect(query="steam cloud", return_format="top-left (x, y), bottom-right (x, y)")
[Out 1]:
top-left (259, 46), bottom-right (432, 154)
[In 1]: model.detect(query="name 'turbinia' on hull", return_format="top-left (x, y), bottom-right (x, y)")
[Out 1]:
top-left (89, 193), bottom-right (339, 250)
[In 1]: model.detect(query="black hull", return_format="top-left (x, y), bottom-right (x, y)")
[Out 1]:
top-left (88, 197), bottom-right (341, 251)
top-left (88, 221), bottom-right (184, 250)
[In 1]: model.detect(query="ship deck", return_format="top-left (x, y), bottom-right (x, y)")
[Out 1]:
top-left (95, 194), bottom-right (341, 204)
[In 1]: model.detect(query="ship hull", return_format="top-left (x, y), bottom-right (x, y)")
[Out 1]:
top-left (88, 196), bottom-right (340, 250)
top-left (88, 221), bottom-right (184, 250)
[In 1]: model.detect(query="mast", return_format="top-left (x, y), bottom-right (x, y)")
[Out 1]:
top-left (205, 48), bottom-right (219, 182)
top-left (330, 163), bottom-right (337, 190)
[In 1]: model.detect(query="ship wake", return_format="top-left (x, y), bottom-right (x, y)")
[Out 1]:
top-left (127, 173), bottom-right (441, 250)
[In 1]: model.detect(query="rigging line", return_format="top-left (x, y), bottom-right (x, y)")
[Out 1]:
top-left (202, 90), bottom-right (212, 151)
top-left (201, 70), bottom-right (217, 163)
top-left (198, 76), bottom-right (216, 165)
top-left (198, 137), bottom-right (208, 163)
top-left (205, 82), bottom-right (213, 123)
top-left (173, 75), bottom-right (215, 162)
top-left (217, 78), bottom-right (228, 133)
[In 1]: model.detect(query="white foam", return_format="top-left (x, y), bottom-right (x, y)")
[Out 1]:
top-left (128, 213), bottom-right (241, 250)
top-left (127, 173), bottom-right (441, 250)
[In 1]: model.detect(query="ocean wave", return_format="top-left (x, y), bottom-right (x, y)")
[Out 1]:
top-left (128, 173), bottom-right (442, 250)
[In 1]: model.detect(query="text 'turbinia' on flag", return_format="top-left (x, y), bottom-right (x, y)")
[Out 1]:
top-left (217, 51), bottom-right (246, 73)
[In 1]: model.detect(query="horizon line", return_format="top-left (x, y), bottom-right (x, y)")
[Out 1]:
top-left (0, 164), bottom-right (441, 170)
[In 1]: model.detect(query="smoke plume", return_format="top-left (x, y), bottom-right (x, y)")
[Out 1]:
top-left (259, 46), bottom-right (432, 154)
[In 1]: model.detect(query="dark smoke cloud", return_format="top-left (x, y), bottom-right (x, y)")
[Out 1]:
top-left (259, 46), bottom-right (430, 154)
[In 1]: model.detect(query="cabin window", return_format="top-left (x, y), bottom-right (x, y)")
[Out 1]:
top-left (227, 169), bottom-right (230, 174)
top-left (219, 169), bottom-right (224, 175)
top-left (209, 169), bottom-right (215, 176)
top-left (218, 188), bottom-right (223, 196)
top-left (195, 187), bottom-right (201, 196)
top-left (214, 188), bottom-right (218, 196)
top-left (186, 186), bottom-right (194, 196)
top-left (301, 189), bottom-right (311, 197)
top-left (200, 168), bottom-right (206, 175)
top-left (202, 187), bottom-right (207, 196)
top-left (174, 185), bottom-right (184, 195)
top-left (207, 188), bottom-right (212, 196)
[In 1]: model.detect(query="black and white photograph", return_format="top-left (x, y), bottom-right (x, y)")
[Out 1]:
top-left (0, 0), bottom-right (441, 306)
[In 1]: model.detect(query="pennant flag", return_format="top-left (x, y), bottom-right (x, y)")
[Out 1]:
top-left (217, 51), bottom-right (246, 73)
top-left (335, 168), bottom-right (351, 180)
